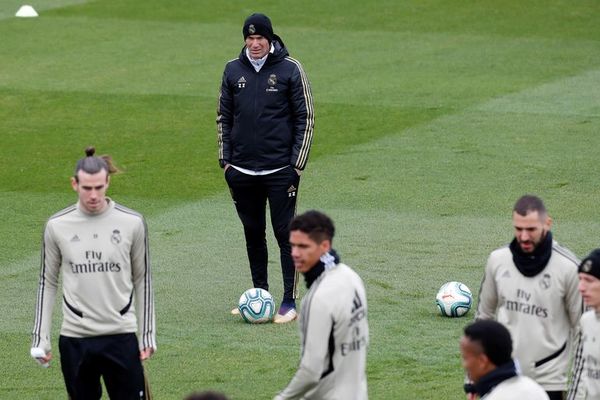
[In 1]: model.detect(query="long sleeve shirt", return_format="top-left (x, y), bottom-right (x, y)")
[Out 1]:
top-left (32, 199), bottom-right (156, 353)
top-left (476, 241), bottom-right (582, 391)
top-left (275, 263), bottom-right (369, 400)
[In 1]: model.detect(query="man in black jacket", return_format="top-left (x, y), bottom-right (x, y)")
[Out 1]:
top-left (217, 13), bottom-right (314, 323)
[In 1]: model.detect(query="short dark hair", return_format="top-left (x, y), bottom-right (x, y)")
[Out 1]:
top-left (513, 195), bottom-right (547, 217)
top-left (289, 210), bottom-right (335, 244)
top-left (73, 146), bottom-right (119, 182)
top-left (464, 320), bottom-right (512, 366)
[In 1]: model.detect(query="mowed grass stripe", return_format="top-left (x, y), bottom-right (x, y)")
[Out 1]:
top-left (33, 62), bottom-right (591, 297)
top-left (41, 0), bottom-right (600, 41)
top-left (477, 68), bottom-right (600, 117)
top-left (1, 16), bottom-right (599, 107)
top-left (301, 64), bottom-right (600, 220)
top-left (0, 83), bottom-right (443, 265)
top-left (0, 17), bottom-right (234, 96)
top-left (301, 112), bottom-right (600, 219)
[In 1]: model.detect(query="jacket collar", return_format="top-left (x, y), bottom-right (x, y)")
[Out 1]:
top-left (303, 249), bottom-right (340, 288)
top-left (475, 360), bottom-right (518, 397)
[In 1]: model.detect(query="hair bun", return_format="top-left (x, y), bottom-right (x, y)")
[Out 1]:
top-left (85, 146), bottom-right (96, 157)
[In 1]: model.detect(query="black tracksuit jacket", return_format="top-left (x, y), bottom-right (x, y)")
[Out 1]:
top-left (217, 36), bottom-right (314, 171)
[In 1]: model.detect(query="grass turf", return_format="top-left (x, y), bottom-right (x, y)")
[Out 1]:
top-left (1, 0), bottom-right (600, 398)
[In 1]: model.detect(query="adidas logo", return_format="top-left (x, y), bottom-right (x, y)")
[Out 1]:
top-left (70, 234), bottom-right (80, 242)
top-left (349, 290), bottom-right (366, 325)
top-left (237, 76), bottom-right (246, 88)
top-left (351, 290), bottom-right (363, 314)
top-left (287, 185), bottom-right (297, 198)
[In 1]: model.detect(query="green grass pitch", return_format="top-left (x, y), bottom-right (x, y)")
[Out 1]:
top-left (1, 0), bottom-right (600, 398)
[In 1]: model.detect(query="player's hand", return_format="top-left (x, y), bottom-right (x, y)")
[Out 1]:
top-left (140, 347), bottom-right (154, 361)
top-left (224, 164), bottom-right (231, 171)
top-left (466, 393), bottom-right (478, 400)
top-left (294, 168), bottom-right (302, 176)
top-left (30, 347), bottom-right (52, 368)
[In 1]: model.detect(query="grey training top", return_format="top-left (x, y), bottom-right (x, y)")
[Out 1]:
top-left (32, 199), bottom-right (156, 353)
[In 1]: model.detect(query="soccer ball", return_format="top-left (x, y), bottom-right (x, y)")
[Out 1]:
top-left (436, 281), bottom-right (473, 317)
top-left (238, 288), bottom-right (275, 324)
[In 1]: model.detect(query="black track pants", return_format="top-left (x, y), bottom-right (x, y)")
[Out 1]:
top-left (225, 166), bottom-right (300, 301)
top-left (59, 333), bottom-right (147, 400)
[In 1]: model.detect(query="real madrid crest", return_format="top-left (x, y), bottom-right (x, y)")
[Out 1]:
top-left (248, 24), bottom-right (256, 35)
top-left (111, 229), bottom-right (122, 245)
top-left (266, 74), bottom-right (279, 92)
top-left (583, 259), bottom-right (593, 273)
top-left (539, 273), bottom-right (551, 290)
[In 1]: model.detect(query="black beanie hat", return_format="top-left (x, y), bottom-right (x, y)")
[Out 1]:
top-left (579, 249), bottom-right (600, 280)
top-left (242, 13), bottom-right (274, 42)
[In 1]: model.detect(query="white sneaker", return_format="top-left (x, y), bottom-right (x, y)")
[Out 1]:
top-left (273, 308), bottom-right (298, 324)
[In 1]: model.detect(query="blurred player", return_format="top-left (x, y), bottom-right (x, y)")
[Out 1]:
top-left (568, 249), bottom-right (600, 399)
top-left (461, 319), bottom-right (549, 399)
top-left (274, 210), bottom-right (368, 399)
top-left (475, 195), bottom-right (582, 400)
top-left (31, 147), bottom-right (156, 399)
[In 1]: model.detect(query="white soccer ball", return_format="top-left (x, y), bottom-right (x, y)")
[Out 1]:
top-left (436, 281), bottom-right (473, 317)
top-left (238, 288), bottom-right (275, 324)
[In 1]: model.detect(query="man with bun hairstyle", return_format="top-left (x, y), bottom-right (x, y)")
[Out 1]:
top-left (31, 147), bottom-right (156, 399)
top-left (274, 210), bottom-right (368, 399)
top-left (217, 13), bottom-right (314, 323)
top-left (567, 249), bottom-right (600, 399)
top-left (460, 319), bottom-right (549, 399)
top-left (475, 195), bottom-right (583, 399)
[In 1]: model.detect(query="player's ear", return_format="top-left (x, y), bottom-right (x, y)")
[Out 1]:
top-left (71, 176), bottom-right (78, 192)
top-left (320, 239), bottom-right (331, 254)
top-left (545, 215), bottom-right (553, 231)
